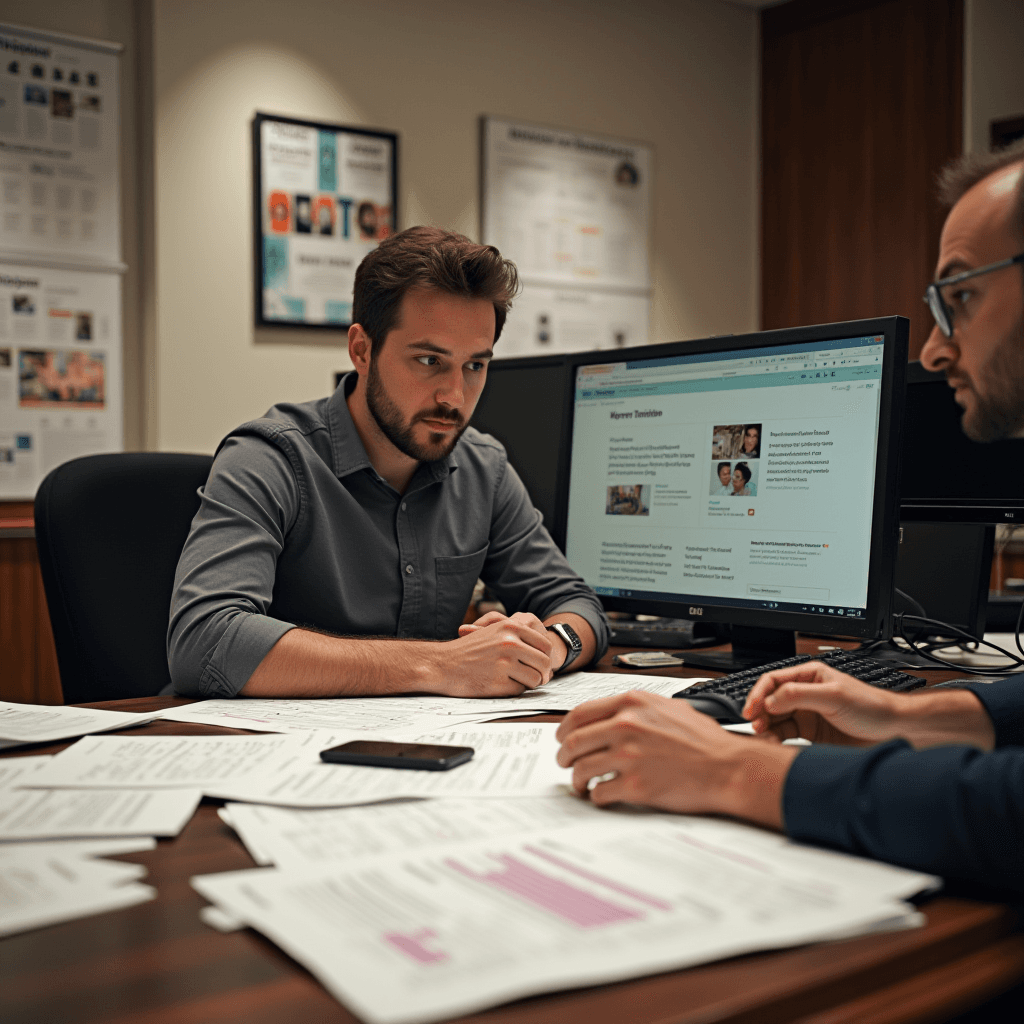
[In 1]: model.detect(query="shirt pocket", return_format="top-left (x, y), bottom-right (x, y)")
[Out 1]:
top-left (435, 545), bottom-right (489, 637)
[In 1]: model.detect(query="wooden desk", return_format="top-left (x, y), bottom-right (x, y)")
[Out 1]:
top-left (3, 653), bottom-right (1023, 1024)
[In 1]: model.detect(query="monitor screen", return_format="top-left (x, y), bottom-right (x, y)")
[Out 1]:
top-left (470, 356), bottom-right (570, 545)
top-left (561, 318), bottom-right (908, 643)
top-left (899, 361), bottom-right (1024, 523)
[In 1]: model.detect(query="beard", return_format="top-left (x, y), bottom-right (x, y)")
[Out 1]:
top-left (366, 359), bottom-right (468, 462)
top-left (955, 317), bottom-right (1024, 442)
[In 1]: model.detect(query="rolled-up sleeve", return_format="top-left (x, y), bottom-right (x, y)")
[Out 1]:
top-left (167, 435), bottom-right (299, 697)
top-left (481, 461), bottom-right (609, 664)
top-left (783, 739), bottom-right (1024, 893)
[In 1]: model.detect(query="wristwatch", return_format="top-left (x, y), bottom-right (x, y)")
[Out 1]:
top-left (546, 623), bottom-right (583, 672)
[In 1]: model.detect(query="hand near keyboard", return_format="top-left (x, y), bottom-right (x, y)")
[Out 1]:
top-left (743, 663), bottom-right (902, 746)
top-left (743, 662), bottom-right (995, 751)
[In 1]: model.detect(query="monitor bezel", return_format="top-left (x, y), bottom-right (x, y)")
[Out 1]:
top-left (558, 316), bottom-right (910, 641)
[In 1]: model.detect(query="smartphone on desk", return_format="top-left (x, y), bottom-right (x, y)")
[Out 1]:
top-left (320, 740), bottom-right (475, 771)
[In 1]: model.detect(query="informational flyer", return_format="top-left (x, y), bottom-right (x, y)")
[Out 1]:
top-left (254, 113), bottom-right (397, 328)
top-left (0, 262), bottom-right (122, 498)
top-left (495, 283), bottom-right (650, 357)
top-left (482, 117), bottom-right (652, 359)
top-left (0, 24), bottom-right (121, 268)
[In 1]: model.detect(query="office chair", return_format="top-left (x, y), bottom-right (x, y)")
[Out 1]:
top-left (34, 452), bottom-right (213, 704)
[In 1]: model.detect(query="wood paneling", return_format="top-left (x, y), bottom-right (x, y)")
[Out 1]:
top-left (0, 501), bottom-right (62, 704)
top-left (761, 0), bottom-right (963, 359)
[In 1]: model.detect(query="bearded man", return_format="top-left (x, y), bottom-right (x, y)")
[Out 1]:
top-left (169, 227), bottom-right (606, 699)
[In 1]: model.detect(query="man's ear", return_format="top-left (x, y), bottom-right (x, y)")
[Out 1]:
top-left (348, 323), bottom-right (372, 373)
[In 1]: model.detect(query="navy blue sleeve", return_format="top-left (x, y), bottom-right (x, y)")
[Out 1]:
top-left (953, 676), bottom-right (1024, 747)
top-left (783, 740), bottom-right (1024, 893)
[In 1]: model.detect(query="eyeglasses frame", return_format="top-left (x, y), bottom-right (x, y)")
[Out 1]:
top-left (923, 251), bottom-right (1024, 338)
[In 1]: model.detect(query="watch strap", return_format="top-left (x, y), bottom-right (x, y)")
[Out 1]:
top-left (547, 623), bottom-right (583, 671)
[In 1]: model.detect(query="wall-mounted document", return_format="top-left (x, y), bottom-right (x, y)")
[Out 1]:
top-left (481, 116), bottom-right (652, 358)
top-left (0, 24), bottom-right (121, 268)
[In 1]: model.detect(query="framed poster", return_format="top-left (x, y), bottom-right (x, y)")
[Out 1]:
top-left (253, 113), bottom-right (398, 329)
top-left (481, 116), bottom-right (652, 358)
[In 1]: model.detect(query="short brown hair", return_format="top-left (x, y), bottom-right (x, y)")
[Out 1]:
top-left (936, 139), bottom-right (1024, 243)
top-left (352, 226), bottom-right (520, 352)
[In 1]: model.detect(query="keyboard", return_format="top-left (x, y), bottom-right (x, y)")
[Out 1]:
top-left (673, 649), bottom-right (928, 708)
top-left (609, 618), bottom-right (718, 649)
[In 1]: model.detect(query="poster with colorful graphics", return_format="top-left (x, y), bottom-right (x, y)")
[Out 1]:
top-left (0, 262), bottom-right (122, 498)
top-left (0, 24), bottom-right (121, 268)
top-left (481, 116), bottom-right (652, 358)
top-left (254, 113), bottom-right (397, 329)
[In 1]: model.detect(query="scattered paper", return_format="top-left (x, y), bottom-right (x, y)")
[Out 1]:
top-left (0, 787), bottom-right (202, 840)
top-left (220, 795), bottom-right (616, 869)
top-left (211, 724), bottom-right (571, 808)
top-left (0, 844), bottom-right (155, 938)
top-left (21, 733), bottom-right (311, 790)
top-left (0, 701), bottom-right (157, 749)
top-left (156, 672), bottom-right (704, 735)
top-left (0, 755), bottom-right (53, 789)
top-left (193, 818), bottom-right (927, 1024)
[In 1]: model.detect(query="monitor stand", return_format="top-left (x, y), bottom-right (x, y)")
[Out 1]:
top-left (676, 625), bottom-right (796, 674)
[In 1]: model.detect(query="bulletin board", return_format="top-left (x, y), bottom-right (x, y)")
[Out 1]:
top-left (252, 113), bottom-right (398, 330)
top-left (480, 115), bottom-right (653, 358)
top-left (0, 22), bottom-right (124, 499)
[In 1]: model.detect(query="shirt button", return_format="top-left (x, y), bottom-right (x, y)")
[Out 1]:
top-left (405, 564), bottom-right (414, 574)
top-left (401, 502), bottom-right (407, 511)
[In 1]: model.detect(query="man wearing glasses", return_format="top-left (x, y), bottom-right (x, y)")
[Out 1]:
top-left (556, 141), bottom-right (1024, 895)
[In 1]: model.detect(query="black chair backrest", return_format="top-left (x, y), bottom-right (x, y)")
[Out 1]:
top-left (34, 452), bottom-right (213, 704)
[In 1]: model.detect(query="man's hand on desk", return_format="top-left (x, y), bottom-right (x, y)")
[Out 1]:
top-left (458, 610), bottom-right (566, 682)
top-left (555, 690), bottom-right (799, 831)
top-left (438, 611), bottom-right (557, 696)
top-left (744, 663), bottom-right (996, 751)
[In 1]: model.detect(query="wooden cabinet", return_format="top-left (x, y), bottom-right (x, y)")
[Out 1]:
top-left (0, 502), bottom-right (63, 704)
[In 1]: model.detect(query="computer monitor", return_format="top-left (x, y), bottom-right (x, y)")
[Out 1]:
top-left (899, 361), bottom-right (1024, 523)
top-left (560, 317), bottom-right (909, 671)
top-left (470, 355), bottom-right (571, 546)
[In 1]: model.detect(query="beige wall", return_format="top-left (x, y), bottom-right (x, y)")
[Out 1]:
top-left (964, 0), bottom-right (1024, 154)
top-left (152, 0), bottom-right (759, 454)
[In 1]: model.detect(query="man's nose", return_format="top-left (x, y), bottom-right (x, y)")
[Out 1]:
top-left (436, 370), bottom-right (465, 408)
top-left (919, 323), bottom-right (956, 372)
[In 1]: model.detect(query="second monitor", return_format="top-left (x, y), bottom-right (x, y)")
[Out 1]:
top-left (560, 317), bottom-right (909, 671)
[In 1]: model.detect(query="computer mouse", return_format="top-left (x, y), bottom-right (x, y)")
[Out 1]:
top-left (676, 692), bottom-right (747, 725)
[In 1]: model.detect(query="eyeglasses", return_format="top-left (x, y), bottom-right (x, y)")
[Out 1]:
top-left (923, 252), bottom-right (1024, 338)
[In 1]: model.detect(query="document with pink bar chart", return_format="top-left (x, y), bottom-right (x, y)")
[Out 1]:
top-left (191, 817), bottom-right (925, 1024)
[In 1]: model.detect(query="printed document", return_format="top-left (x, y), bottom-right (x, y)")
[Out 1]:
top-left (211, 724), bottom-right (570, 807)
top-left (0, 844), bottom-right (154, 938)
top-left (193, 818), bottom-right (926, 1024)
top-left (157, 672), bottom-right (701, 734)
top-left (220, 794), bottom-right (613, 868)
top-left (22, 733), bottom-right (312, 790)
top-left (0, 701), bottom-right (156, 748)
top-left (0, 787), bottom-right (201, 840)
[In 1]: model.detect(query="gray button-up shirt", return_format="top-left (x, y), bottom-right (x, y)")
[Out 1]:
top-left (168, 374), bottom-right (608, 697)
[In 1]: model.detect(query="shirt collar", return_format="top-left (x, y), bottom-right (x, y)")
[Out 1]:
top-left (327, 372), bottom-right (459, 485)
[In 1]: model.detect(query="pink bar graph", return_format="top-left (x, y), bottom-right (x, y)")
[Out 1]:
top-left (525, 845), bottom-right (673, 911)
top-left (446, 854), bottom-right (645, 928)
top-left (382, 927), bottom-right (449, 964)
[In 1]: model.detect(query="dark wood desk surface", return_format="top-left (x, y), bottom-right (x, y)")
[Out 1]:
top-left (3, 646), bottom-right (1023, 1024)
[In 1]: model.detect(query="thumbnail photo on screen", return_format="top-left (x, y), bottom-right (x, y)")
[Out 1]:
top-left (709, 460), bottom-right (758, 497)
top-left (606, 484), bottom-right (650, 516)
top-left (711, 423), bottom-right (761, 460)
